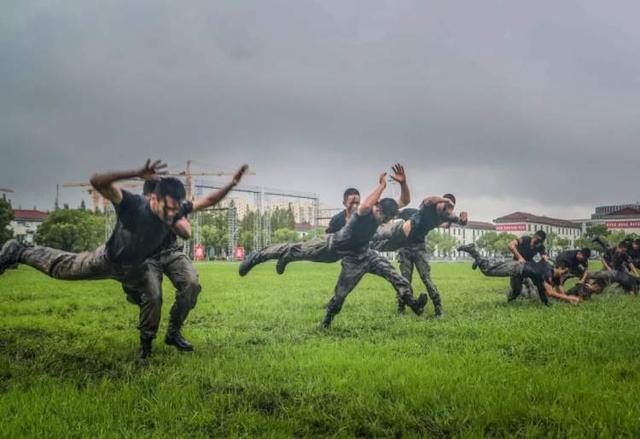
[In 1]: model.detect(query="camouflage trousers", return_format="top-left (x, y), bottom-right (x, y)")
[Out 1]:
top-left (325, 250), bottom-right (415, 319)
top-left (397, 244), bottom-right (442, 311)
top-left (589, 269), bottom-right (639, 293)
top-left (256, 236), bottom-right (341, 265)
top-left (123, 246), bottom-right (201, 339)
top-left (18, 244), bottom-right (200, 339)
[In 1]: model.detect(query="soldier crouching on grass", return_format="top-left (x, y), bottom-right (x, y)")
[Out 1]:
top-left (0, 160), bottom-right (248, 359)
top-left (456, 243), bottom-right (579, 305)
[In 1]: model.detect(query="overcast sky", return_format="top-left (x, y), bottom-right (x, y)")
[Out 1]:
top-left (2, 0), bottom-right (639, 221)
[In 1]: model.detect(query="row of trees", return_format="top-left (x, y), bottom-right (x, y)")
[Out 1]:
top-left (2, 198), bottom-right (637, 256)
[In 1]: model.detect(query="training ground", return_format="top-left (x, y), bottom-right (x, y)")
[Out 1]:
top-left (0, 261), bottom-right (639, 437)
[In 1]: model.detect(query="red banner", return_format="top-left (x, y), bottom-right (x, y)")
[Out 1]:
top-left (234, 246), bottom-right (245, 261)
top-left (193, 244), bottom-right (205, 261)
top-left (605, 221), bottom-right (640, 229)
top-left (496, 224), bottom-right (527, 232)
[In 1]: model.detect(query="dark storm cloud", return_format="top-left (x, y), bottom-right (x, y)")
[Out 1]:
top-left (1, 0), bottom-right (639, 220)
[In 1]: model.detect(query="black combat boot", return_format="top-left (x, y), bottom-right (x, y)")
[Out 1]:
top-left (404, 293), bottom-right (428, 316)
top-left (239, 251), bottom-right (263, 277)
top-left (0, 239), bottom-right (24, 275)
top-left (165, 330), bottom-right (194, 352)
top-left (139, 337), bottom-right (153, 360)
top-left (457, 243), bottom-right (481, 262)
top-left (319, 312), bottom-right (335, 329)
top-left (432, 296), bottom-right (444, 319)
top-left (276, 254), bottom-right (290, 275)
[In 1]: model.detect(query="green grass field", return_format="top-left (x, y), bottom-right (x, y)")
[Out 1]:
top-left (1, 261), bottom-right (639, 438)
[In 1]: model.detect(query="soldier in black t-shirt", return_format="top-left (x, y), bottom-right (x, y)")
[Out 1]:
top-left (0, 160), bottom-right (248, 359)
top-left (553, 248), bottom-right (591, 285)
top-left (626, 239), bottom-right (640, 269)
top-left (456, 243), bottom-right (579, 305)
top-left (120, 181), bottom-right (201, 354)
top-left (326, 188), bottom-right (361, 233)
top-left (371, 194), bottom-right (468, 318)
top-left (589, 237), bottom-right (640, 294)
top-left (239, 164), bottom-right (410, 276)
top-left (505, 231), bottom-right (548, 299)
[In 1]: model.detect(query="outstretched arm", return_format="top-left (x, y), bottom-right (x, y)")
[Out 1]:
top-left (172, 217), bottom-right (192, 240)
top-left (390, 163), bottom-right (410, 208)
top-left (192, 165), bottom-right (249, 211)
top-left (358, 173), bottom-right (387, 215)
top-left (545, 282), bottom-right (580, 304)
top-left (90, 159), bottom-right (167, 205)
top-left (509, 239), bottom-right (526, 263)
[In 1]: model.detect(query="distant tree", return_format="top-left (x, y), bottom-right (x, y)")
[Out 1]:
top-left (545, 231), bottom-right (558, 252)
top-left (491, 233), bottom-right (518, 256)
top-left (0, 198), bottom-right (14, 245)
top-left (555, 237), bottom-right (571, 251)
top-left (272, 228), bottom-right (299, 243)
top-left (271, 206), bottom-right (295, 230)
top-left (585, 224), bottom-right (609, 239)
top-left (476, 231), bottom-right (499, 254)
top-left (426, 231), bottom-right (458, 257)
top-left (79, 200), bottom-right (86, 211)
top-left (35, 209), bottom-right (104, 252)
top-left (239, 230), bottom-right (254, 252)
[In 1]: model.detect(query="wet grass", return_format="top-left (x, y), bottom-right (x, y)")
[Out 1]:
top-left (0, 261), bottom-right (639, 437)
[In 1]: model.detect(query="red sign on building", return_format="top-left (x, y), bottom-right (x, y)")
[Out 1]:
top-left (193, 244), bottom-right (205, 261)
top-left (496, 224), bottom-right (527, 232)
top-left (234, 246), bottom-right (245, 261)
top-left (605, 221), bottom-right (640, 229)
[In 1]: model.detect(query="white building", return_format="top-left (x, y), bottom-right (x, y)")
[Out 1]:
top-left (493, 212), bottom-right (582, 246)
top-left (10, 209), bottom-right (49, 244)
top-left (437, 220), bottom-right (496, 258)
top-left (572, 205), bottom-right (640, 234)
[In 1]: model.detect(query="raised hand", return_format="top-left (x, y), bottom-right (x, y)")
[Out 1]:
top-left (378, 172), bottom-right (388, 187)
top-left (459, 211), bottom-right (469, 226)
top-left (232, 165), bottom-right (249, 186)
top-left (390, 163), bottom-right (406, 184)
top-left (138, 159), bottom-right (168, 181)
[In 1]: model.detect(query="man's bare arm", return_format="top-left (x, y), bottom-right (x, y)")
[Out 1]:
top-left (192, 165), bottom-right (249, 211)
top-left (358, 173), bottom-right (387, 215)
top-left (508, 239), bottom-right (526, 263)
top-left (545, 282), bottom-right (579, 304)
top-left (390, 163), bottom-right (410, 208)
top-left (90, 159), bottom-right (167, 205)
top-left (172, 217), bottom-right (192, 240)
top-left (422, 196), bottom-right (454, 206)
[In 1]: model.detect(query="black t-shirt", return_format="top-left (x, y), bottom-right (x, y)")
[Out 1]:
top-left (515, 236), bottom-right (547, 262)
top-left (522, 260), bottom-right (554, 287)
top-left (106, 190), bottom-right (173, 265)
top-left (326, 210), bottom-right (348, 234)
top-left (603, 249), bottom-right (632, 271)
top-left (331, 211), bottom-right (379, 253)
top-left (407, 203), bottom-right (442, 244)
top-left (555, 250), bottom-right (587, 274)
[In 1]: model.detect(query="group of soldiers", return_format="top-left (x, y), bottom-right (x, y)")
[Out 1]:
top-left (1, 161), bottom-right (639, 359)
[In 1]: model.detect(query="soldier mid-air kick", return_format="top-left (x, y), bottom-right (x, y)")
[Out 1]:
top-left (0, 160), bottom-right (248, 358)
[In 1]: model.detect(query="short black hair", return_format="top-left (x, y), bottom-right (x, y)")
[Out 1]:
top-left (534, 230), bottom-right (546, 241)
top-left (378, 198), bottom-right (399, 221)
top-left (580, 248), bottom-right (591, 258)
top-left (143, 180), bottom-right (157, 196)
top-left (634, 238), bottom-right (640, 246)
top-left (443, 193), bottom-right (456, 205)
top-left (343, 188), bottom-right (360, 202)
top-left (155, 177), bottom-right (186, 203)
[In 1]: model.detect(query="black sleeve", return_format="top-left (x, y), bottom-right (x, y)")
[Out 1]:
top-left (114, 189), bottom-right (137, 213)
top-left (326, 214), bottom-right (340, 234)
top-left (398, 208), bottom-right (418, 221)
top-left (539, 245), bottom-right (547, 256)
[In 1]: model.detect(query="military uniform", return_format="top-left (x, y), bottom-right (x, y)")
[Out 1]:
top-left (371, 203), bottom-right (454, 316)
top-left (12, 190), bottom-right (179, 341)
